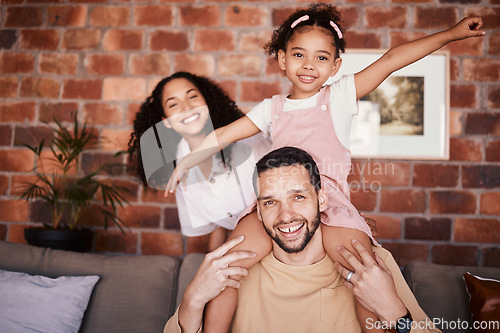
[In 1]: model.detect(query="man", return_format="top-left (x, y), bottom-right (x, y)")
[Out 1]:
top-left (165, 147), bottom-right (439, 333)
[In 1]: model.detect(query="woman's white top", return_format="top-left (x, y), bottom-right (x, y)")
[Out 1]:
top-left (175, 133), bottom-right (271, 236)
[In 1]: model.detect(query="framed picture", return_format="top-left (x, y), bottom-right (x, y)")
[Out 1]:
top-left (329, 49), bottom-right (450, 160)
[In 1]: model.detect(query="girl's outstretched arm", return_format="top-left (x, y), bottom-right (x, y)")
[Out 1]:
top-left (165, 116), bottom-right (261, 193)
top-left (354, 16), bottom-right (485, 99)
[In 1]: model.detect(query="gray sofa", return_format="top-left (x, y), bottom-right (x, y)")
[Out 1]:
top-left (1, 240), bottom-right (498, 333)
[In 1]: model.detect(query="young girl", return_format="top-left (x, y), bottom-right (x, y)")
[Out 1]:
top-left (166, 4), bottom-right (484, 331)
top-left (128, 72), bottom-right (271, 251)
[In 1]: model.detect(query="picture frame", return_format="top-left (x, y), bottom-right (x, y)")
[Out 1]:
top-left (329, 49), bottom-right (450, 160)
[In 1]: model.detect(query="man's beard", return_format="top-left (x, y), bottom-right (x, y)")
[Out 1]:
top-left (263, 208), bottom-right (321, 254)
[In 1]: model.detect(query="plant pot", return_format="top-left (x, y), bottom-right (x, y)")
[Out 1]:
top-left (24, 227), bottom-right (94, 253)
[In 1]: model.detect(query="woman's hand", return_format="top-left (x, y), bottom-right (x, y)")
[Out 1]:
top-left (335, 239), bottom-right (407, 324)
top-left (178, 236), bottom-right (256, 332)
top-left (448, 17), bottom-right (485, 41)
top-left (164, 163), bottom-right (188, 197)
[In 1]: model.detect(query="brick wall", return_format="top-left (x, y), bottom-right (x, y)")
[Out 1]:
top-left (0, 0), bottom-right (498, 267)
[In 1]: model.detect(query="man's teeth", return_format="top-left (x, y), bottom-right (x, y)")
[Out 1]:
top-left (279, 223), bottom-right (304, 233)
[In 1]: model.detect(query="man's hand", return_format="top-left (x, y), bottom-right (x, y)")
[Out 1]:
top-left (178, 236), bottom-right (255, 332)
top-left (335, 239), bottom-right (407, 324)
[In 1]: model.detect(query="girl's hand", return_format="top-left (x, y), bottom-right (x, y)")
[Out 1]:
top-left (335, 239), bottom-right (407, 323)
top-left (448, 17), bottom-right (485, 41)
top-left (183, 236), bottom-right (256, 308)
top-left (164, 164), bottom-right (188, 197)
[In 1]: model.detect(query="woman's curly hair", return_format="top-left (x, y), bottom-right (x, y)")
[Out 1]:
top-left (128, 72), bottom-right (244, 187)
top-left (264, 3), bottom-right (347, 60)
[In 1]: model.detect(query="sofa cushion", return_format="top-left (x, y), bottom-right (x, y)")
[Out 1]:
top-left (403, 262), bottom-right (500, 333)
top-left (0, 269), bottom-right (99, 333)
top-left (0, 241), bottom-right (180, 333)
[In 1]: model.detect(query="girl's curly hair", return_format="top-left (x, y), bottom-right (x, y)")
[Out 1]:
top-left (264, 3), bottom-right (347, 59)
top-left (128, 72), bottom-right (244, 187)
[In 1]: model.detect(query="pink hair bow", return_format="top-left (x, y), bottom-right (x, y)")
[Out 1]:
top-left (330, 21), bottom-right (343, 39)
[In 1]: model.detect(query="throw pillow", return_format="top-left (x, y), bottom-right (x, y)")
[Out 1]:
top-left (463, 272), bottom-right (500, 333)
top-left (0, 269), bottom-right (99, 333)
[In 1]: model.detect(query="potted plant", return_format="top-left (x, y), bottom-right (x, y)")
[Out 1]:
top-left (18, 114), bottom-right (130, 252)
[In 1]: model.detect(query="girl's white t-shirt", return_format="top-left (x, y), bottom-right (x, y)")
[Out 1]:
top-left (246, 74), bottom-right (358, 149)
top-left (175, 133), bottom-right (271, 237)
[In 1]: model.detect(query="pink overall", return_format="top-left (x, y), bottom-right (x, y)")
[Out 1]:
top-left (270, 85), bottom-right (377, 245)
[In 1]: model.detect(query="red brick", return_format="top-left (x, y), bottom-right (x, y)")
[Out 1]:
top-left (0, 53), bottom-right (35, 74)
top-left (380, 189), bottom-right (426, 213)
top-left (338, 6), bottom-right (359, 27)
top-left (348, 161), bottom-right (362, 184)
top-left (240, 31), bottom-right (272, 52)
top-left (0, 150), bottom-right (34, 172)
top-left (63, 79), bottom-right (102, 99)
top-left (415, 7), bottom-right (457, 29)
top-left (450, 58), bottom-right (459, 81)
top-left (0, 30), bottom-right (17, 49)
top-left (490, 32), bottom-right (500, 55)
top-left (362, 162), bottom-right (410, 187)
top-left (103, 30), bottom-right (143, 51)
top-left (225, 5), bottom-right (267, 27)
top-left (462, 165), bottom-right (500, 188)
top-left (463, 58), bottom-right (500, 82)
top-left (240, 81), bottom-right (281, 102)
top-left (94, 179), bottom-right (138, 205)
top-left (365, 7), bottom-right (407, 29)
top-left (443, 37), bottom-right (483, 57)
top-left (141, 232), bottom-right (183, 256)
top-left (14, 125), bottom-right (54, 148)
top-left (130, 54), bottom-right (170, 76)
top-left (150, 31), bottom-right (189, 51)
top-left (103, 78), bottom-right (146, 101)
top-left (465, 7), bottom-right (500, 29)
top-left (449, 111), bottom-right (462, 136)
top-left (0, 175), bottom-right (8, 195)
top-left (449, 138), bottom-right (482, 161)
top-left (486, 140), bottom-right (500, 162)
top-left (382, 243), bottom-right (429, 267)
top-left (455, 218), bottom-right (500, 243)
top-left (174, 54), bottom-right (215, 77)
top-left (20, 77), bottom-right (60, 98)
top-left (163, 207), bottom-right (181, 230)
top-left (366, 214), bottom-right (400, 240)
top-left (488, 85), bottom-right (500, 108)
top-left (389, 32), bottom-right (427, 48)
top-left (141, 187), bottom-right (176, 204)
top-left (95, 230), bottom-right (138, 253)
top-left (80, 152), bottom-right (118, 176)
top-left (345, 31), bottom-right (381, 49)
top-left (118, 205), bottom-right (161, 228)
top-left (350, 190), bottom-right (377, 212)
top-left (85, 54), bottom-right (125, 76)
top-left (480, 192), bottom-right (500, 216)
top-left (68, 0), bottom-right (106, 3)
top-left (0, 77), bottom-right (18, 98)
top-left (100, 129), bottom-right (131, 151)
top-left (62, 29), bottom-right (101, 50)
top-left (5, 7), bottom-right (43, 27)
top-left (127, 102), bottom-right (143, 127)
top-left (194, 30), bottom-right (235, 52)
top-left (39, 102), bottom-right (78, 123)
top-left (6, 224), bottom-right (29, 244)
top-left (404, 217), bottom-right (451, 241)
top-left (465, 112), bottom-right (500, 135)
top-left (0, 224), bottom-right (6, 241)
top-left (83, 103), bottom-right (122, 125)
top-left (47, 6), bottom-right (87, 27)
top-left (431, 245), bottom-right (478, 266)
top-left (482, 247), bottom-right (500, 268)
top-left (20, 29), bottom-right (59, 50)
top-left (0, 125), bottom-right (12, 146)
top-left (134, 5), bottom-right (173, 26)
top-left (187, 234), bottom-right (210, 254)
top-left (39, 53), bottom-right (78, 75)
top-left (219, 55), bottom-right (261, 77)
top-left (450, 84), bottom-right (477, 108)
top-left (0, 102), bottom-right (36, 122)
top-left (89, 6), bottom-right (129, 27)
top-left (271, 7), bottom-right (297, 27)
top-left (180, 5), bottom-right (220, 26)
top-left (430, 190), bottom-right (476, 214)
top-left (412, 164), bottom-right (458, 187)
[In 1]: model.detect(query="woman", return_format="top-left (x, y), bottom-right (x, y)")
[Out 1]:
top-left (128, 72), bottom-right (271, 250)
